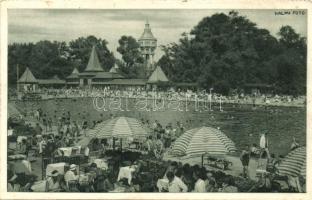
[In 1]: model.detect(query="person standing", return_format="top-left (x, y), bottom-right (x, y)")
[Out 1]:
top-left (259, 131), bottom-right (270, 158)
top-left (154, 134), bottom-right (164, 159)
top-left (240, 145), bottom-right (250, 178)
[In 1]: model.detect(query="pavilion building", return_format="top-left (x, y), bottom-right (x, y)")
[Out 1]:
top-left (70, 46), bottom-right (124, 87)
top-left (16, 21), bottom-right (174, 91)
top-left (17, 67), bottom-right (38, 92)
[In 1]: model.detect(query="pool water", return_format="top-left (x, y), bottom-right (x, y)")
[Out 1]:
top-left (13, 98), bottom-right (306, 156)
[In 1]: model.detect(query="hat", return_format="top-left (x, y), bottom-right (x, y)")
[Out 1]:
top-left (70, 164), bottom-right (76, 171)
top-left (51, 170), bottom-right (59, 177)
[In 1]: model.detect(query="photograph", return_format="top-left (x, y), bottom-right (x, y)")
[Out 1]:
top-left (1, 2), bottom-right (309, 198)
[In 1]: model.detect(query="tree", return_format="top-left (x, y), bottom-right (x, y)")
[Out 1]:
top-left (8, 41), bottom-right (74, 85)
top-left (8, 43), bottom-right (34, 84)
top-left (157, 11), bottom-right (306, 95)
top-left (116, 36), bottom-right (144, 78)
top-left (69, 35), bottom-right (115, 72)
top-left (275, 26), bottom-right (307, 95)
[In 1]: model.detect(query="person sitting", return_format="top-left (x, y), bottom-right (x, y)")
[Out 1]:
top-left (219, 176), bottom-right (238, 192)
top-left (206, 179), bottom-right (217, 192)
top-left (166, 171), bottom-right (188, 192)
top-left (46, 170), bottom-right (61, 192)
top-left (250, 143), bottom-right (260, 156)
top-left (205, 172), bottom-right (217, 192)
top-left (193, 168), bottom-right (207, 192)
top-left (266, 154), bottom-right (278, 173)
top-left (290, 137), bottom-right (300, 151)
top-left (154, 134), bottom-right (164, 159)
top-left (19, 139), bottom-right (27, 155)
top-left (145, 136), bottom-right (154, 154)
top-left (7, 170), bottom-right (21, 192)
top-left (112, 178), bottom-right (136, 192)
top-left (64, 164), bottom-right (78, 188)
top-left (94, 172), bottom-right (114, 192)
top-left (181, 163), bottom-right (194, 192)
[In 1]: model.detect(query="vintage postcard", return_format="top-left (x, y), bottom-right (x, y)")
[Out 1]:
top-left (0, 0), bottom-right (311, 199)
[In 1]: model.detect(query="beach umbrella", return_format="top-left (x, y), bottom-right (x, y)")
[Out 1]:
top-left (91, 117), bottom-right (149, 139)
top-left (170, 126), bottom-right (237, 157)
top-left (277, 146), bottom-right (306, 178)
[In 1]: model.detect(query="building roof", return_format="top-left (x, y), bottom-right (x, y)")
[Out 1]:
top-left (94, 72), bottom-right (124, 79)
top-left (174, 82), bottom-right (198, 87)
top-left (94, 79), bottom-right (147, 85)
top-left (139, 22), bottom-right (157, 41)
top-left (38, 79), bottom-right (65, 84)
top-left (84, 46), bottom-right (104, 72)
top-left (17, 67), bottom-right (38, 83)
top-left (66, 81), bottom-right (79, 85)
top-left (66, 68), bottom-right (80, 79)
top-left (147, 66), bottom-right (169, 83)
top-left (38, 79), bottom-right (66, 85)
top-left (38, 75), bottom-right (66, 85)
top-left (78, 71), bottom-right (124, 79)
top-left (245, 83), bottom-right (273, 88)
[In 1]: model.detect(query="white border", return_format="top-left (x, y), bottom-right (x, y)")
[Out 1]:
top-left (0, 0), bottom-right (311, 199)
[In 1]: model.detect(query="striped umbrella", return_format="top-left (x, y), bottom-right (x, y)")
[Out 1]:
top-left (170, 126), bottom-right (236, 157)
top-left (277, 146), bottom-right (306, 178)
top-left (90, 117), bottom-right (149, 139)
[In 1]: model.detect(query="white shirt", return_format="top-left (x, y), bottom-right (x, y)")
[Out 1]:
top-left (38, 140), bottom-right (46, 153)
top-left (194, 179), bottom-right (206, 192)
top-left (22, 160), bottom-right (32, 172)
top-left (46, 177), bottom-right (60, 192)
top-left (117, 166), bottom-right (136, 185)
top-left (168, 176), bottom-right (188, 192)
top-left (260, 134), bottom-right (266, 149)
top-left (84, 146), bottom-right (90, 156)
top-left (64, 170), bottom-right (78, 185)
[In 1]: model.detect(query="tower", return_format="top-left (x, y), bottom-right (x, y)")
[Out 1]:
top-left (138, 20), bottom-right (157, 77)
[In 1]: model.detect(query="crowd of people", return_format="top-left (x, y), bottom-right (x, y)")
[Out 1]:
top-left (7, 85), bottom-right (306, 193)
top-left (8, 109), bottom-right (306, 193)
top-left (12, 86), bottom-right (306, 107)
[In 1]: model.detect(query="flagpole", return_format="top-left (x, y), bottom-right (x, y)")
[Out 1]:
top-left (16, 64), bottom-right (19, 92)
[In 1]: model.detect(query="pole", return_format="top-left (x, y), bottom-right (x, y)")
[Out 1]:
top-left (219, 95), bottom-right (223, 112)
top-left (209, 88), bottom-right (213, 111)
top-left (16, 64), bottom-right (19, 92)
top-left (120, 138), bottom-right (122, 152)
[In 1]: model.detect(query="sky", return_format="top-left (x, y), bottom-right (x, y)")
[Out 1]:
top-left (8, 9), bottom-right (307, 60)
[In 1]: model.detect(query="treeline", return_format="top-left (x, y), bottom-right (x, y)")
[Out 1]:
top-left (8, 36), bottom-right (115, 84)
top-left (8, 11), bottom-right (306, 95)
top-left (157, 11), bottom-right (306, 95)
top-left (8, 34), bottom-right (146, 85)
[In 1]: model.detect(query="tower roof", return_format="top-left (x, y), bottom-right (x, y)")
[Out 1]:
top-left (84, 46), bottom-right (104, 72)
top-left (139, 21), bottom-right (156, 41)
top-left (17, 67), bottom-right (38, 83)
top-left (147, 66), bottom-right (169, 83)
